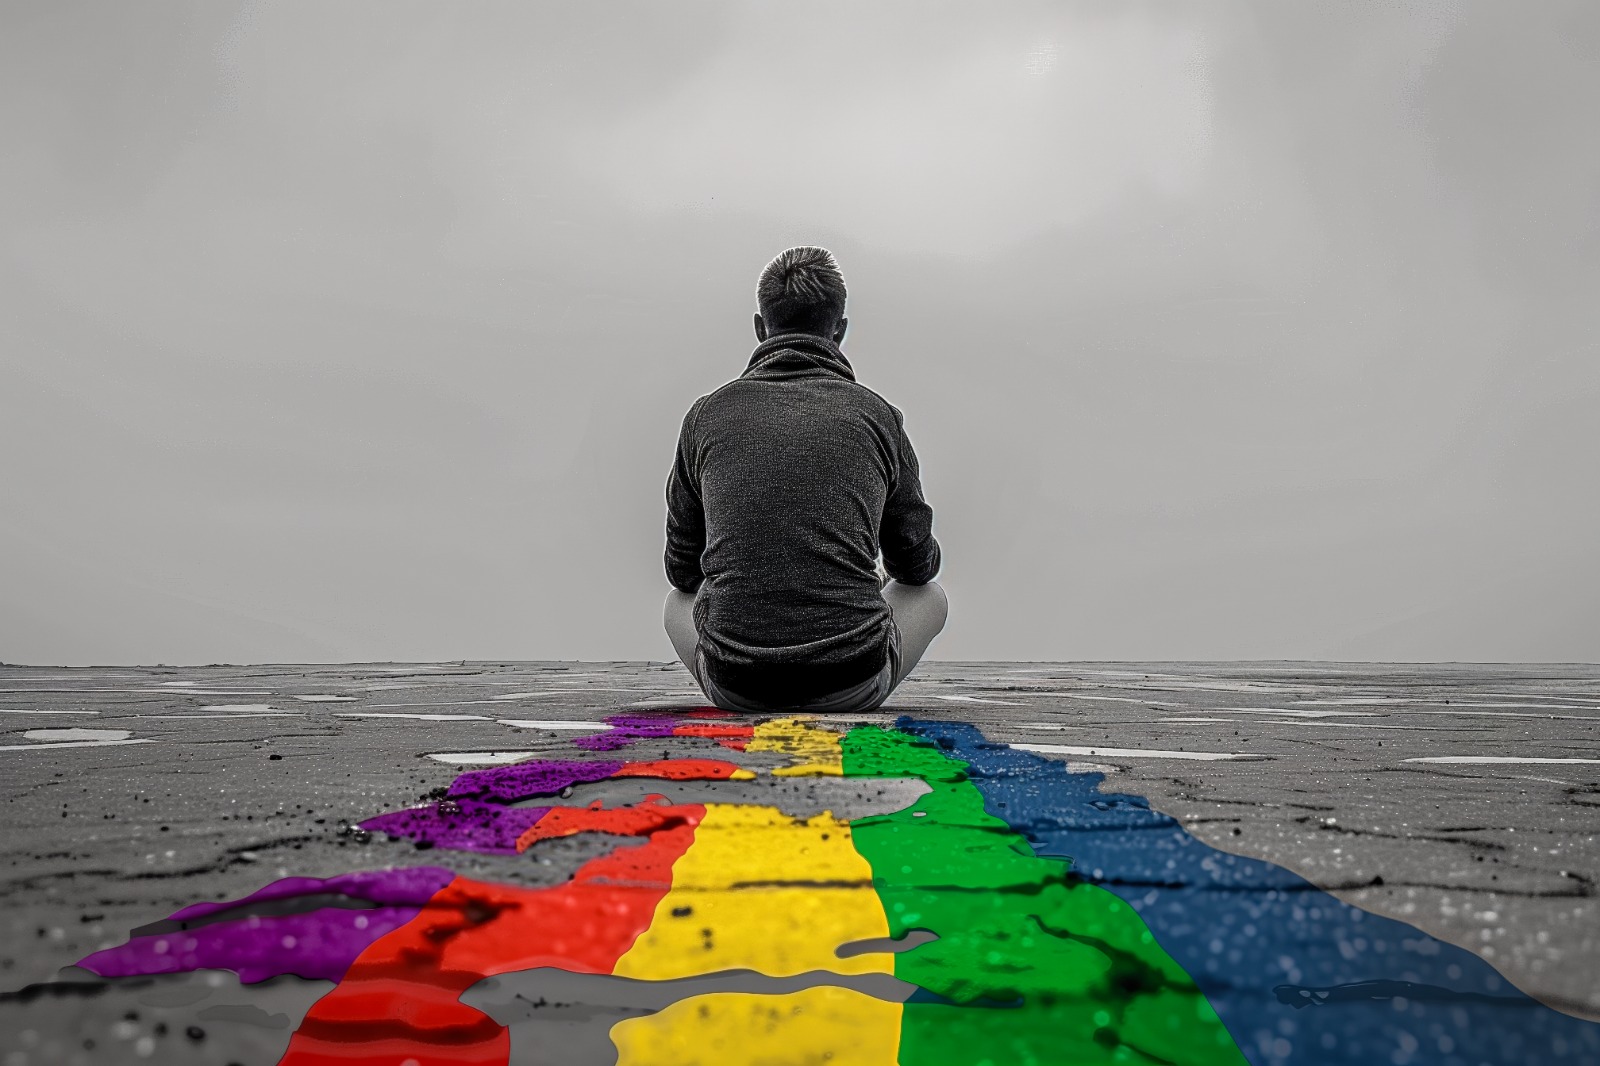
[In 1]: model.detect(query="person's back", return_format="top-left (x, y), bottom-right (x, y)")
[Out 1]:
top-left (663, 248), bottom-right (948, 713)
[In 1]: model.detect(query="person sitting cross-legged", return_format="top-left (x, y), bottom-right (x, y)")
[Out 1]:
top-left (663, 246), bottom-right (948, 714)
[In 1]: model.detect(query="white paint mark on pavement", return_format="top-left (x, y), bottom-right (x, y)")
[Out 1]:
top-left (1391, 709), bottom-right (1600, 722)
top-left (140, 688), bottom-right (273, 696)
top-left (0, 689), bottom-right (271, 695)
top-left (1012, 743), bottom-right (1268, 761)
top-left (0, 739), bottom-right (154, 752)
top-left (293, 695), bottom-right (359, 702)
top-left (138, 713), bottom-right (305, 719)
top-left (1036, 693), bottom-right (1160, 705)
top-left (1219, 708), bottom-right (1384, 719)
top-left (2, 727), bottom-right (152, 752)
top-left (425, 752), bottom-right (542, 765)
top-left (1405, 756), bottom-right (1600, 765)
top-left (0, 673), bottom-right (145, 679)
top-left (24, 728), bottom-right (131, 742)
top-left (335, 713), bottom-right (491, 721)
top-left (1301, 698), bottom-right (1600, 713)
top-left (0, 708), bottom-right (99, 715)
top-left (366, 700), bottom-right (524, 710)
top-left (1257, 719), bottom-right (1448, 731)
top-left (498, 720), bottom-right (610, 730)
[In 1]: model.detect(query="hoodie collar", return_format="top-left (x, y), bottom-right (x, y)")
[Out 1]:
top-left (743, 333), bottom-right (857, 382)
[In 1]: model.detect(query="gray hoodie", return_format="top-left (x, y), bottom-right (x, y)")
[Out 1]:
top-left (665, 333), bottom-right (941, 701)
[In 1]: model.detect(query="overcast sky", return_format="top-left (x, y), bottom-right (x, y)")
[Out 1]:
top-left (3, 2), bottom-right (1596, 665)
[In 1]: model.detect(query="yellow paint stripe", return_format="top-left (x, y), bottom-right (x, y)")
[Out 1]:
top-left (608, 734), bottom-right (902, 1058)
top-left (747, 717), bottom-right (844, 776)
top-left (612, 986), bottom-right (902, 1066)
top-left (612, 802), bottom-right (891, 979)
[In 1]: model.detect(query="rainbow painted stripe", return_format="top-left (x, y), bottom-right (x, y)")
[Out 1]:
top-left (78, 714), bottom-right (1600, 1065)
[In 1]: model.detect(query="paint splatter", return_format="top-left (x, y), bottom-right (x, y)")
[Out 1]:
top-left (80, 868), bottom-right (455, 985)
top-left (65, 711), bottom-right (1600, 1065)
top-left (906, 719), bottom-right (1600, 1065)
top-left (280, 815), bottom-right (700, 1064)
top-left (361, 798), bottom-right (552, 855)
top-left (445, 758), bottom-right (626, 802)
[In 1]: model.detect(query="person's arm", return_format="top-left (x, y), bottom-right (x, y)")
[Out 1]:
top-left (880, 408), bottom-right (941, 585)
top-left (664, 400), bottom-right (707, 593)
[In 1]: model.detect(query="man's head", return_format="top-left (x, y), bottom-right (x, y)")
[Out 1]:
top-left (754, 246), bottom-right (848, 344)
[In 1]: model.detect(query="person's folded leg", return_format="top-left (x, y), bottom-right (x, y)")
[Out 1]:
top-left (662, 587), bottom-right (701, 683)
top-left (665, 580), bottom-right (947, 711)
top-left (883, 578), bottom-right (948, 688)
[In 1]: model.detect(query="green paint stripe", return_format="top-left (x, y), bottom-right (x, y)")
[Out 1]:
top-left (841, 725), bottom-right (1248, 1066)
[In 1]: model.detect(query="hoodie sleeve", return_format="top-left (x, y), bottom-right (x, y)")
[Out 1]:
top-left (880, 408), bottom-right (942, 586)
top-left (664, 399), bottom-right (707, 592)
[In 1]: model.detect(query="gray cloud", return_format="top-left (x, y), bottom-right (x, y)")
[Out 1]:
top-left (2, 1), bottom-right (1595, 664)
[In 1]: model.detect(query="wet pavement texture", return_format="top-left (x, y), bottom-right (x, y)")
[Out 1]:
top-left (1, 661), bottom-right (1597, 1064)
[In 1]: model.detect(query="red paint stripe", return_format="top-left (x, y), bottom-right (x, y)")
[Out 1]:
top-left (671, 723), bottom-right (756, 740)
top-left (612, 757), bottom-right (748, 779)
top-left (278, 809), bottom-right (703, 1065)
top-left (514, 801), bottom-right (697, 852)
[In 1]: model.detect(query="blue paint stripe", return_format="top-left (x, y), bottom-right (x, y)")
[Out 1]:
top-left (902, 719), bottom-right (1600, 1066)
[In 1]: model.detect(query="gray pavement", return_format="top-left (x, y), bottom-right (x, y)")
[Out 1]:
top-left (1, 660), bottom-right (1597, 1063)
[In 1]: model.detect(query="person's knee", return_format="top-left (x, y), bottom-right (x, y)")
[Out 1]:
top-left (884, 579), bottom-right (947, 687)
top-left (885, 580), bottom-right (949, 656)
top-left (663, 587), bottom-right (696, 629)
top-left (916, 580), bottom-right (950, 636)
top-left (888, 578), bottom-right (948, 624)
top-left (663, 588), bottom-right (700, 667)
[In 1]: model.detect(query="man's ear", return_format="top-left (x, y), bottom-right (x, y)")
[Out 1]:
top-left (833, 316), bottom-right (849, 344)
top-left (753, 313), bottom-right (768, 341)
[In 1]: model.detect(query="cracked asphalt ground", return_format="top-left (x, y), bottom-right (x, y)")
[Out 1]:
top-left (1, 661), bottom-right (1596, 1063)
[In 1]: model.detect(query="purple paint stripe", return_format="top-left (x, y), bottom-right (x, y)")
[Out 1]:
top-left (572, 732), bottom-right (636, 751)
top-left (170, 866), bottom-right (456, 922)
top-left (573, 713), bottom-right (679, 751)
top-left (604, 714), bottom-right (679, 735)
top-left (361, 799), bottom-right (551, 855)
top-left (447, 758), bottom-right (624, 802)
top-left (80, 905), bottom-right (424, 985)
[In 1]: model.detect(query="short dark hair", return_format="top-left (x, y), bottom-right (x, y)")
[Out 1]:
top-left (757, 247), bottom-right (847, 335)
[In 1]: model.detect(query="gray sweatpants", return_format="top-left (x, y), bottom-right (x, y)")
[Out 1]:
top-left (662, 579), bottom-right (948, 714)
